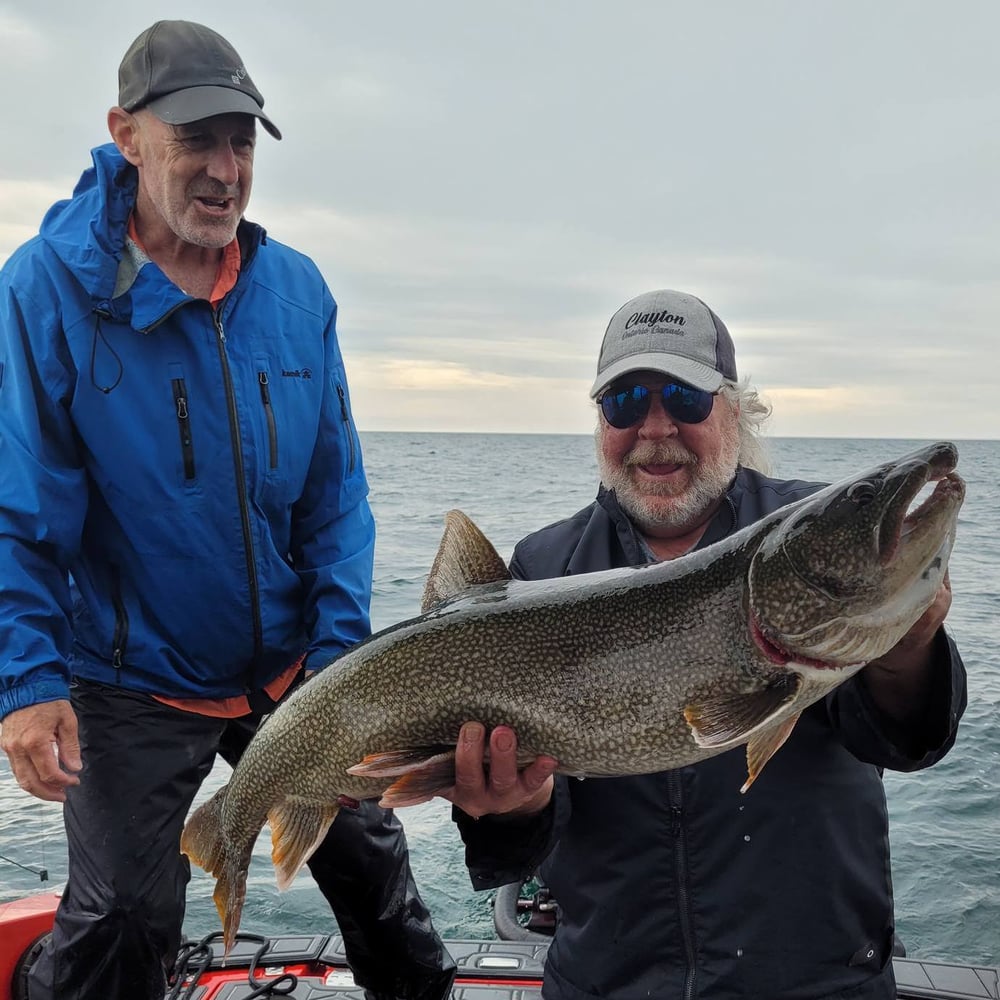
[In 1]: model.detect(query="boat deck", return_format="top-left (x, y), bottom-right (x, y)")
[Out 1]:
top-left (170, 933), bottom-right (999, 999)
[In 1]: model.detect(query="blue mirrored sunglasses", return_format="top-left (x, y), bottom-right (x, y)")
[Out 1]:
top-left (599, 381), bottom-right (716, 429)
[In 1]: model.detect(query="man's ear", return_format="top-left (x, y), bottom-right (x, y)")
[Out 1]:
top-left (107, 107), bottom-right (142, 166)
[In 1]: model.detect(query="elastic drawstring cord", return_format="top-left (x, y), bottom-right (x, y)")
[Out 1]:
top-left (89, 309), bottom-right (124, 394)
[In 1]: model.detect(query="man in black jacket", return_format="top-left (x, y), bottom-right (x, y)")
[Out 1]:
top-left (446, 289), bottom-right (967, 1000)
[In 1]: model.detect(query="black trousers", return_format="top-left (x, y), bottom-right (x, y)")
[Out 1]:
top-left (28, 678), bottom-right (456, 1000)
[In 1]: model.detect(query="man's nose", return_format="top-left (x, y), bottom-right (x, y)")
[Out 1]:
top-left (205, 143), bottom-right (239, 185)
top-left (637, 392), bottom-right (679, 438)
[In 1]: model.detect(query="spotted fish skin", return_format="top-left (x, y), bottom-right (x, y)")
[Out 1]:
top-left (181, 441), bottom-right (964, 953)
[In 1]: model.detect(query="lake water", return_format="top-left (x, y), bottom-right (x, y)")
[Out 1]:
top-left (1, 433), bottom-right (997, 965)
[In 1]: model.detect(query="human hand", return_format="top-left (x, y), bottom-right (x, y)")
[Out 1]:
top-left (441, 722), bottom-right (558, 820)
top-left (862, 573), bottom-right (952, 722)
top-left (0, 701), bottom-right (82, 802)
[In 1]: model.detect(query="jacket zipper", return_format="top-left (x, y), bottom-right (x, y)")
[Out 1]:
top-left (110, 568), bottom-right (129, 684)
top-left (171, 377), bottom-right (196, 480)
top-left (336, 383), bottom-right (357, 474)
top-left (213, 311), bottom-right (264, 673)
top-left (258, 371), bottom-right (279, 470)
top-left (668, 772), bottom-right (698, 1000)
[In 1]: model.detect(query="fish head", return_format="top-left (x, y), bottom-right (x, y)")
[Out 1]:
top-left (748, 441), bottom-right (965, 670)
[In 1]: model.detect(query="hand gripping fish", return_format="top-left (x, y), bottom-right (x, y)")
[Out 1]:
top-left (181, 441), bottom-right (965, 953)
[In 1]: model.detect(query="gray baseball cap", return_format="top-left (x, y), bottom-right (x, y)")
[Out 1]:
top-left (591, 289), bottom-right (737, 398)
top-left (118, 20), bottom-right (281, 140)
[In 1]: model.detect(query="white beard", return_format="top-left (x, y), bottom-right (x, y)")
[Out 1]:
top-left (596, 422), bottom-right (740, 537)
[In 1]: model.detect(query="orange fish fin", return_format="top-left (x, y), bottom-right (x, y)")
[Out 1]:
top-left (347, 746), bottom-right (456, 778)
top-left (741, 712), bottom-right (802, 793)
top-left (684, 675), bottom-right (801, 749)
top-left (267, 798), bottom-right (340, 891)
top-left (348, 747), bottom-right (458, 808)
top-left (421, 510), bottom-right (511, 612)
top-left (379, 757), bottom-right (457, 807)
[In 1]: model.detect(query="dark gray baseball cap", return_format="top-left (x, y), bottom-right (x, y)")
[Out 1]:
top-left (118, 20), bottom-right (281, 140)
top-left (591, 289), bottom-right (738, 398)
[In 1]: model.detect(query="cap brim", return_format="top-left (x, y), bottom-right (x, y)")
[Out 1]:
top-left (145, 86), bottom-right (282, 140)
top-left (590, 353), bottom-right (725, 398)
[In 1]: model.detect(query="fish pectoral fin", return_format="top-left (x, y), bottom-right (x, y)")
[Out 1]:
top-left (347, 746), bottom-right (458, 809)
top-left (267, 798), bottom-right (340, 891)
top-left (684, 675), bottom-right (802, 749)
top-left (741, 712), bottom-right (801, 794)
top-left (420, 510), bottom-right (511, 613)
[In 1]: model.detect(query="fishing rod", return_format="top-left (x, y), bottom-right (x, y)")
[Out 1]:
top-left (0, 853), bottom-right (48, 881)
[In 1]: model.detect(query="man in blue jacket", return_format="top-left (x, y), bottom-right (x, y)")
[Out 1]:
top-left (446, 289), bottom-right (967, 999)
top-left (0, 20), bottom-right (454, 1000)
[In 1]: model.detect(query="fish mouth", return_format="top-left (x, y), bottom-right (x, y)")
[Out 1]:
top-left (875, 445), bottom-right (964, 566)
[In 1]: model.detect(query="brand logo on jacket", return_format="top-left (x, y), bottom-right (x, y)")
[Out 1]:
top-left (281, 368), bottom-right (313, 380)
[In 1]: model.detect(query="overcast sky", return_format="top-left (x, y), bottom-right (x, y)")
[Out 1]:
top-left (1, 1), bottom-right (996, 439)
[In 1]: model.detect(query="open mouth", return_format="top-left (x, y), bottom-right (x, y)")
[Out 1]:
top-left (638, 463), bottom-right (685, 477)
top-left (878, 456), bottom-right (964, 565)
top-left (195, 195), bottom-right (235, 212)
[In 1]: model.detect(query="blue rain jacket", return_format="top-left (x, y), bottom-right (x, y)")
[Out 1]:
top-left (0, 144), bottom-right (374, 717)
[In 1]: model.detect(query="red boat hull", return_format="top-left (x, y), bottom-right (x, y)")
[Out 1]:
top-left (0, 892), bottom-right (546, 999)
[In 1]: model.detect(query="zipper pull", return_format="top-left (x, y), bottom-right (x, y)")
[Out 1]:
top-left (670, 805), bottom-right (683, 836)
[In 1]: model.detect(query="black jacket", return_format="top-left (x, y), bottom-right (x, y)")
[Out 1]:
top-left (456, 468), bottom-right (967, 1000)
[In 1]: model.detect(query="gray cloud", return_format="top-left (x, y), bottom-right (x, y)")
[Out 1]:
top-left (1, 0), bottom-right (997, 437)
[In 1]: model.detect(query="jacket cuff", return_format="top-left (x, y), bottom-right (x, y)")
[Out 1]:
top-left (0, 674), bottom-right (71, 721)
top-left (841, 627), bottom-right (966, 771)
top-left (454, 777), bottom-right (569, 891)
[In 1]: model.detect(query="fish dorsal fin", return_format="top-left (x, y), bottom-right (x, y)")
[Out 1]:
top-left (420, 509), bottom-right (511, 613)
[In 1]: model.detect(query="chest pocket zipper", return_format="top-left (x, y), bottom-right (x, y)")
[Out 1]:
top-left (258, 371), bottom-right (279, 470)
top-left (171, 377), bottom-right (196, 481)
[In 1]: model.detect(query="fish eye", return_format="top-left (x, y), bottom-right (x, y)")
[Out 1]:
top-left (846, 481), bottom-right (877, 505)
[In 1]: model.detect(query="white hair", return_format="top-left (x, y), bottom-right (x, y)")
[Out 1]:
top-left (719, 378), bottom-right (773, 475)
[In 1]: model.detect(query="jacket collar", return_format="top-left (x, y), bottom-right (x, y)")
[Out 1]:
top-left (39, 143), bottom-right (265, 330)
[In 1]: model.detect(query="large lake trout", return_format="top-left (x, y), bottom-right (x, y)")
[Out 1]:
top-left (182, 441), bottom-right (965, 951)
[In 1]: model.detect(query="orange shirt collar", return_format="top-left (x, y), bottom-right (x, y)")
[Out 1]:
top-left (126, 214), bottom-right (241, 307)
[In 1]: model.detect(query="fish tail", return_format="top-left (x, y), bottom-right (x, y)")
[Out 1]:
top-left (180, 785), bottom-right (252, 956)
